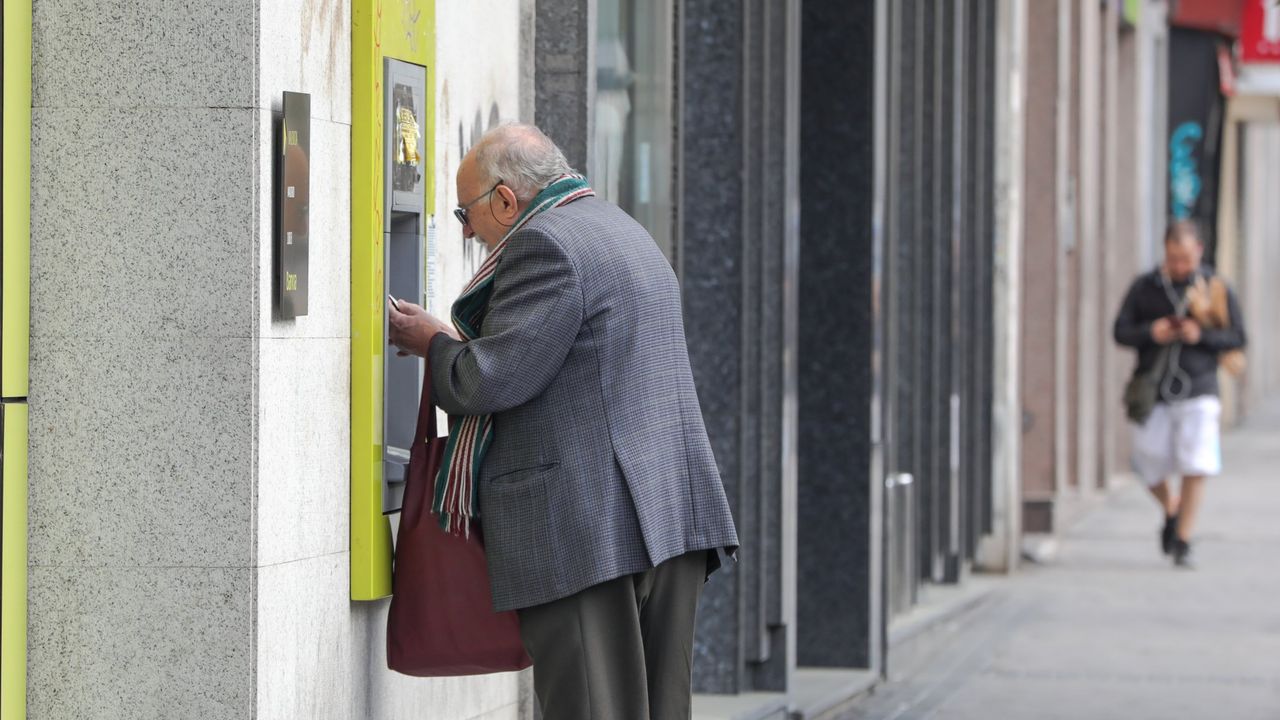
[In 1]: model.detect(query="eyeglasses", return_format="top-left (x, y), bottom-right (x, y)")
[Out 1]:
top-left (453, 180), bottom-right (502, 228)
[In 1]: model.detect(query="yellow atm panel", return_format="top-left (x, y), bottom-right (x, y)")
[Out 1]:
top-left (351, 0), bottom-right (435, 601)
top-left (1, 0), bottom-right (32, 716)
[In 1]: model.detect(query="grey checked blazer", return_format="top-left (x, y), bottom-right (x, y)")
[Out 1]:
top-left (428, 197), bottom-right (739, 612)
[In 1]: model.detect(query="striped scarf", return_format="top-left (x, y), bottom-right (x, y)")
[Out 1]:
top-left (432, 174), bottom-right (595, 535)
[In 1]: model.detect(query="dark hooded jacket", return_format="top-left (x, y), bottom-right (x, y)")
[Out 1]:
top-left (1113, 267), bottom-right (1246, 402)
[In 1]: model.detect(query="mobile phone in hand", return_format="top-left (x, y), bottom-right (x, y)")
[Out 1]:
top-left (388, 294), bottom-right (401, 312)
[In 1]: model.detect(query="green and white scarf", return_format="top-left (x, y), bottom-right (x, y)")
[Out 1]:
top-left (433, 174), bottom-right (595, 536)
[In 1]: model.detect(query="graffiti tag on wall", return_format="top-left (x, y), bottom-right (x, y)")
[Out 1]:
top-left (457, 102), bottom-right (503, 274)
top-left (1169, 121), bottom-right (1203, 221)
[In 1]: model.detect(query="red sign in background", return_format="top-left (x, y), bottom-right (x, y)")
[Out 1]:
top-left (1242, 0), bottom-right (1280, 63)
top-left (1171, 0), bottom-right (1244, 37)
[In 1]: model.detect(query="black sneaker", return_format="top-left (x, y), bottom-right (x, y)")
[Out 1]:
top-left (1172, 538), bottom-right (1194, 568)
top-left (1161, 515), bottom-right (1178, 555)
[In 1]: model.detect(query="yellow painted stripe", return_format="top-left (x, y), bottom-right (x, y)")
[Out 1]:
top-left (3, 0), bottom-right (32, 400)
top-left (2, 1), bottom-right (32, 717)
top-left (2, 404), bottom-right (29, 720)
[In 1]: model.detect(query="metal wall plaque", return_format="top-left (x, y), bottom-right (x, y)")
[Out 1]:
top-left (277, 91), bottom-right (311, 318)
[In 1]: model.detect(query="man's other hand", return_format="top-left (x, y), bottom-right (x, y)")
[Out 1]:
top-left (1178, 318), bottom-right (1202, 345)
top-left (1151, 317), bottom-right (1178, 345)
top-left (388, 299), bottom-right (461, 357)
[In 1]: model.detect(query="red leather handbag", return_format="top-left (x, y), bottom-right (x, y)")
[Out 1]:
top-left (386, 369), bottom-right (532, 676)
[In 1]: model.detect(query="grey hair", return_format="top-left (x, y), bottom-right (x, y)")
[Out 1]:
top-left (469, 122), bottom-right (577, 202)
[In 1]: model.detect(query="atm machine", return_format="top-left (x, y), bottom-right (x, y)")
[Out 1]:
top-left (1, 1), bottom-right (32, 716)
top-left (350, 0), bottom-right (435, 601)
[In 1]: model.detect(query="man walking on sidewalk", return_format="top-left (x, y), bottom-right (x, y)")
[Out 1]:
top-left (1113, 220), bottom-right (1246, 567)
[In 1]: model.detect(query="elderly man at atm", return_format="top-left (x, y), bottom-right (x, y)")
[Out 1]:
top-left (387, 122), bottom-right (738, 720)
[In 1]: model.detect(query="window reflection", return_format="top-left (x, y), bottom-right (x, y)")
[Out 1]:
top-left (593, 0), bottom-right (675, 258)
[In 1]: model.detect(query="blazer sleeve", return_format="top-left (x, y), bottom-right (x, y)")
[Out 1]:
top-left (1113, 278), bottom-right (1153, 349)
top-left (1198, 283), bottom-right (1247, 352)
top-left (428, 227), bottom-right (584, 416)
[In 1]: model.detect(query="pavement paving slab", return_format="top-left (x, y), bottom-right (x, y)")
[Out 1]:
top-left (840, 400), bottom-right (1280, 720)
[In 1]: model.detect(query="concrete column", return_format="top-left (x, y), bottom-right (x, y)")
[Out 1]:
top-left (978, 0), bottom-right (1027, 572)
top-left (1138, 2), bottom-right (1170, 267)
top-left (1110, 17), bottom-right (1143, 477)
top-left (1101, 4), bottom-right (1132, 485)
top-left (1075, 0), bottom-right (1103, 495)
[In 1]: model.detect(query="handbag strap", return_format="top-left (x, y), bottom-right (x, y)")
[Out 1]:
top-left (413, 365), bottom-right (438, 447)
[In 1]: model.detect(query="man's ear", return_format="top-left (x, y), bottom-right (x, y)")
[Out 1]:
top-left (498, 186), bottom-right (519, 218)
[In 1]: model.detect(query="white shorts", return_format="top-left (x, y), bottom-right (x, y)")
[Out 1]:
top-left (1131, 395), bottom-right (1222, 486)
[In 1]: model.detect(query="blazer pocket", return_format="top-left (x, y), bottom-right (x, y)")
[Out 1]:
top-left (480, 472), bottom-right (557, 575)
top-left (487, 461), bottom-right (560, 486)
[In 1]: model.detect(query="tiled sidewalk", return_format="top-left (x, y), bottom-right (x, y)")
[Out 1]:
top-left (842, 401), bottom-right (1280, 720)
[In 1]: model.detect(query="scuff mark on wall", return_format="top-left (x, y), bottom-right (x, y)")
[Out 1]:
top-left (299, 0), bottom-right (347, 118)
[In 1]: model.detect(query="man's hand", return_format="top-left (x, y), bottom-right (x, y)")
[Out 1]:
top-left (388, 299), bottom-right (460, 358)
top-left (1151, 317), bottom-right (1178, 345)
top-left (1178, 318), bottom-right (1202, 345)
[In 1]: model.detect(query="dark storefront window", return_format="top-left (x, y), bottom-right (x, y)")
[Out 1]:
top-left (593, 0), bottom-right (676, 257)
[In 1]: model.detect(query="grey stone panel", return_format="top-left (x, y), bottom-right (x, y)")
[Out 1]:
top-left (27, 336), bottom-right (254, 569)
top-left (29, 107), bottom-right (256, 341)
top-left (682, 0), bottom-right (747, 696)
top-left (31, 0), bottom-right (256, 110)
top-left (796, 0), bottom-right (877, 668)
top-left (28, 566), bottom-right (253, 719)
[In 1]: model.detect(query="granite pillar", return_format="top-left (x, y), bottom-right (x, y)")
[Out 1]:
top-left (535, 0), bottom-right (595, 172)
top-left (796, 0), bottom-right (879, 668)
top-left (681, 0), bottom-right (747, 695)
